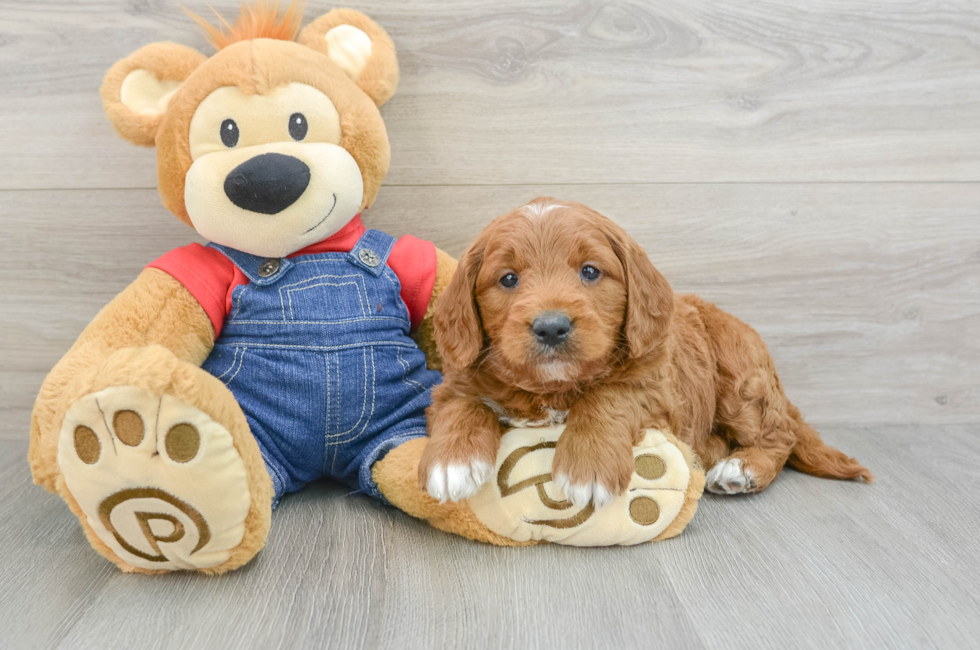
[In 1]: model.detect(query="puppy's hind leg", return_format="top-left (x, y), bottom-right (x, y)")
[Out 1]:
top-left (707, 372), bottom-right (796, 495)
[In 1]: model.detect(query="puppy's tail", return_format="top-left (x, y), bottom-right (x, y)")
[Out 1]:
top-left (786, 404), bottom-right (873, 483)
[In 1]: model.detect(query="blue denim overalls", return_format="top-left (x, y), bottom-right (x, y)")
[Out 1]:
top-left (200, 229), bottom-right (441, 506)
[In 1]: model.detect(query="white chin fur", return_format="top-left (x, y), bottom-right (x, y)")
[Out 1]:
top-left (185, 142), bottom-right (364, 258)
top-left (426, 460), bottom-right (494, 503)
top-left (553, 473), bottom-right (615, 509)
top-left (538, 361), bottom-right (572, 382)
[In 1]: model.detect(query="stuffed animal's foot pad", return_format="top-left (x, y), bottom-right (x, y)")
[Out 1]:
top-left (467, 426), bottom-right (697, 545)
top-left (426, 460), bottom-right (494, 503)
top-left (58, 386), bottom-right (252, 571)
top-left (705, 458), bottom-right (755, 495)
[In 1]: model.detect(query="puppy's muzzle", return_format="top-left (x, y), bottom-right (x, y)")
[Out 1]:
top-left (223, 153), bottom-right (311, 215)
top-left (532, 311), bottom-right (573, 348)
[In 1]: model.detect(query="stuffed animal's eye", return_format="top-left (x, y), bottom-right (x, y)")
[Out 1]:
top-left (499, 273), bottom-right (519, 289)
top-left (220, 119), bottom-right (239, 147)
top-left (289, 113), bottom-right (308, 141)
top-left (581, 265), bottom-right (601, 282)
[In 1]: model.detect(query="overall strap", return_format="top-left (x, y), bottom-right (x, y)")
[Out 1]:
top-left (206, 243), bottom-right (295, 286)
top-left (347, 229), bottom-right (396, 277)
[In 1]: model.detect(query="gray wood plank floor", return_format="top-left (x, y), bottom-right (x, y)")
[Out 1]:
top-left (1, 1), bottom-right (979, 648)
top-left (3, 426), bottom-right (979, 649)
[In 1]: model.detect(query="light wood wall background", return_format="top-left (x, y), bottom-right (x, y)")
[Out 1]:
top-left (3, 1), bottom-right (978, 439)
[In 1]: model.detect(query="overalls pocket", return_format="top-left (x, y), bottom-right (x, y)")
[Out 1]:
top-left (322, 346), bottom-right (377, 448)
top-left (204, 345), bottom-right (247, 386)
top-left (279, 268), bottom-right (373, 323)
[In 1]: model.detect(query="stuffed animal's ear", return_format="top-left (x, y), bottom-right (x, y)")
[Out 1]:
top-left (100, 42), bottom-right (207, 146)
top-left (298, 9), bottom-right (399, 107)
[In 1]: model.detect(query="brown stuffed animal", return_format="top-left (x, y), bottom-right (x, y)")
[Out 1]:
top-left (28, 2), bottom-right (703, 574)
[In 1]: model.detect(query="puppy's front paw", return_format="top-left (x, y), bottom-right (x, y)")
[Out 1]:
top-left (551, 443), bottom-right (632, 509)
top-left (423, 459), bottom-right (494, 503)
top-left (552, 473), bottom-right (615, 509)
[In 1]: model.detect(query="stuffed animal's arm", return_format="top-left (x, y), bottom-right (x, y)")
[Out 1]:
top-left (411, 247), bottom-right (457, 372)
top-left (29, 268), bottom-right (214, 491)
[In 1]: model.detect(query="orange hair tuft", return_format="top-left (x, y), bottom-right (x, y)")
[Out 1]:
top-left (184, 1), bottom-right (305, 50)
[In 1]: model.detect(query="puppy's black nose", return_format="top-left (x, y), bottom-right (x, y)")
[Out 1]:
top-left (223, 153), bottom-right (311, 215)
top-left (532, 312), bottom-right (573, 347)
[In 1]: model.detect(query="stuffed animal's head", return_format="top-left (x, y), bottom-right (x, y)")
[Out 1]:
top-left (100, 2), bottom-right (398, 258)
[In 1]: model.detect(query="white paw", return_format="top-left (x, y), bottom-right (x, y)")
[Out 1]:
top-left (425, 460), bottom-right (494, 503)
top-left (552, 473), bottom-right (616, 509)
top-left (57, 386), bottom-right (253, 571)
top-left (705, 458), bottom-right (755, 495)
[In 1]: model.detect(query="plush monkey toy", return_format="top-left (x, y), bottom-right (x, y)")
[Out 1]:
top-left (28, 2), bottom-right (703, 574)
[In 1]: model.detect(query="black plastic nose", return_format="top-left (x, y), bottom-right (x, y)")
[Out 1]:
top-left (532, 312), bottom-right (573, 347)
top-left (223, 153), bottom-right (311, 215)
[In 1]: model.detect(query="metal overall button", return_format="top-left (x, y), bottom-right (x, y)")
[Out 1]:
top-left (258, 258), bottom-right (281, 277)
top-left (358, 248), bottom-right (381, 268)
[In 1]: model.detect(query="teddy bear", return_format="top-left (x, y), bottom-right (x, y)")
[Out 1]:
top-left (27, 2), bottom-right (704, 574)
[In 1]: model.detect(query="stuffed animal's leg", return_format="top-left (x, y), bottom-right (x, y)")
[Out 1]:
top-left (54, 345), bottom-right (273, 574)
top-left (374, 438), bottom-right (532, 546)
top-left (374, 427), bottom-right (704, 547)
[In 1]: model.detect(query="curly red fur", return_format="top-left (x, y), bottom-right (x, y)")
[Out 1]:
top-left (420, 199), bottom-right (872, 497)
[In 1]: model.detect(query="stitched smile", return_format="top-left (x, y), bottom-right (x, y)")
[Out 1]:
top-left (303, 193), bottom-right (338, 234)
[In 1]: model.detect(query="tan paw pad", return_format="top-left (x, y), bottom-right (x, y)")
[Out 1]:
top-left (58, 386), bottom-right (252, 571)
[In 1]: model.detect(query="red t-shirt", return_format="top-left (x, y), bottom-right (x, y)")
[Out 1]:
top-left (147, 215), bottom-right (436, 338)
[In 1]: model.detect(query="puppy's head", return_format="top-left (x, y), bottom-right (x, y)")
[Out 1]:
top-left (435, 198), bottom-right (673, 392)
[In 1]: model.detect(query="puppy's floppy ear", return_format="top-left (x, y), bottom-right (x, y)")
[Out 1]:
top-left (602, 219), bottom-right (674, 359)
top-left (434, 241), bottom-right (486, 370)
top-left (299, 9), bottom-right (399, 107)
top-left (101, 43), bottom-right (206, 146)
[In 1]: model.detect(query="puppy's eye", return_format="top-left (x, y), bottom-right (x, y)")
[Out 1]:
top-left (288, 113), bottom-right (308, 141)
top-left (220, 119), bottom-right (239, 147)
top-left (499, 273), bottom-right (519, 289)
top-left (581, 265), bottom-right (601, 282)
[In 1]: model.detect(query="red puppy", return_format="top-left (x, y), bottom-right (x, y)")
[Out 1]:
top-left (419, 199), bottom-right (871, 506)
